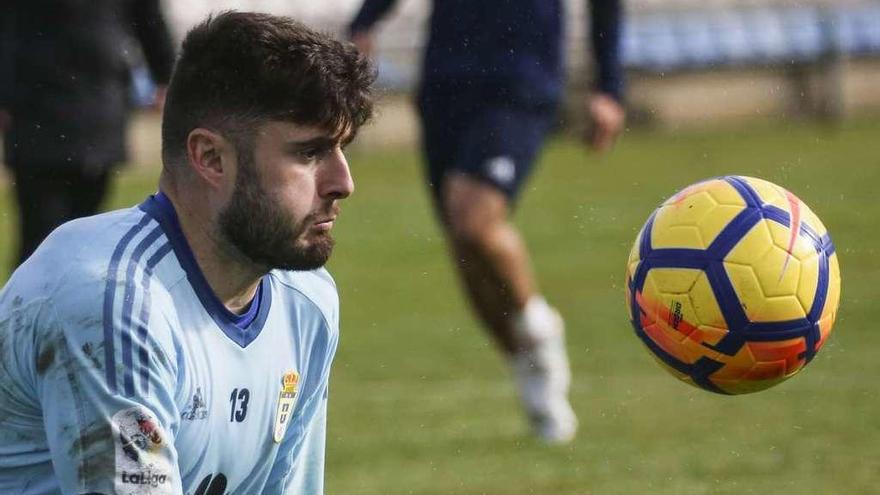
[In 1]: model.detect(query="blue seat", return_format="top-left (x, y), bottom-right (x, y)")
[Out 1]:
top-left (623, 5), bottom-right (880, 71)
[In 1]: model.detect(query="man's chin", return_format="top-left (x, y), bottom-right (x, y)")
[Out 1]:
top-left (267, 239), bottom-right (334, 271)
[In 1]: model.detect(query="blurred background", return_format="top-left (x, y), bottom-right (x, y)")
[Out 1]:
top-left (2, 1), bottom-right (880, 493)
top-left (154, 0), bottom-right (880, 143)
top-left (72, 0), bottom-right (880, 164)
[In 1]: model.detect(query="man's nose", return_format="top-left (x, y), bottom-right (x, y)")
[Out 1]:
top-left (319, 148), bottom-right (354, 200)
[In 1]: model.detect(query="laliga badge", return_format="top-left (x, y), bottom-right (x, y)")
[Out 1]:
top-left (273, 370), bottom-right (299, 443)
top-left (112, 407), bottom-right (174, 494)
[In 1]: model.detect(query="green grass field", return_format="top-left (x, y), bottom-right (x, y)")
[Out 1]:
top-left (2, 118), bottom-right (879, 493)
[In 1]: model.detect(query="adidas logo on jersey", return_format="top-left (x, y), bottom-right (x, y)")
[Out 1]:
top-left (182, 387), bottom-right (208, 421)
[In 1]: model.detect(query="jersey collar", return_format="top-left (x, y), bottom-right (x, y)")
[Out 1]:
top-left (139, 192), bottom-right (272, 348)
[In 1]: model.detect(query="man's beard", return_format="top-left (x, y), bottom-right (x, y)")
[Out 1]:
top-left (218, 154), bottom-right (335, 271)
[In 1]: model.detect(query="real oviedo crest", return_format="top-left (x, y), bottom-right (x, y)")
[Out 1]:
top-left (273, 370), bottom-right (299, 443)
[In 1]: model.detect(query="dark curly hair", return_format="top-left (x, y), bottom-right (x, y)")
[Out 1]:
top-left (161, 11), bottom-right (376, 169)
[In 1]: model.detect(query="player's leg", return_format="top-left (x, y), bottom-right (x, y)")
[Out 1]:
top-left (11, 165), bottom-right (75, 264)
top-left (435, 104), bottom-right (577, 443)
top-left (442, 174), bottom-right (532, 352)
top-left (11, 165), bottom-right (110, 265)
top-left (69, 166), bottom-right (111, 219)
top-left (441, 173), bottom-right (576, 443)
top-left (418, 90), bottom-right (528, 351)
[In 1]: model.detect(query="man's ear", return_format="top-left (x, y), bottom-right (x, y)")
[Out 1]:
top-left (186, 128), bottom-right (232, 189)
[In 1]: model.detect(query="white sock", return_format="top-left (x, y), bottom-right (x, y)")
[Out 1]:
top-left (513, 295), bottom-right (563, 347)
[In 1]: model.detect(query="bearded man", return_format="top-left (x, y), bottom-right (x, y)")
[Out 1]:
top-left (0, 11), bottom-right (374, 495)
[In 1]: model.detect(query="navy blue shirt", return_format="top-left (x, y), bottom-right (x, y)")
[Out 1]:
top-left (350, 0), bottom-right (624, 105)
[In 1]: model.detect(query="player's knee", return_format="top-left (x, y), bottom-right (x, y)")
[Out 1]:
top-left (442, 174), bottom-right (510, 249)
top-left (445, 208), bottom-right (489, 248)
top-left (444, 201), bottom-right (511, 253)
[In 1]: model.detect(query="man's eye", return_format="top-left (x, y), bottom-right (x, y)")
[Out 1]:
top-left (299, 148), bottom-right (321, 161)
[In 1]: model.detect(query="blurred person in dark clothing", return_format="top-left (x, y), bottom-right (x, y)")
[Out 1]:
top-left (350, 0), bottom-right (625, 443)
top-left (0, 0), bottom-right (174, 265)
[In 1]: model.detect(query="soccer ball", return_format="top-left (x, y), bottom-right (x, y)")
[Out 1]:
top-left (625, 176), bottom-right (841, 394)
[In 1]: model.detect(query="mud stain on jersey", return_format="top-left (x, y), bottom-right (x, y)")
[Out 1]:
top-left (36, 344), bottom-right (56, 375)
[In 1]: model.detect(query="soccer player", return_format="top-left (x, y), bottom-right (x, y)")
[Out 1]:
top-left (0, 11), bottom-right (374, 494)
top-left (349, 0), bottom-right (626, 443)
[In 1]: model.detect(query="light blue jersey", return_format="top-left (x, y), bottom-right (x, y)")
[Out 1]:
top-left (0, 193), bottom-right (340, 494)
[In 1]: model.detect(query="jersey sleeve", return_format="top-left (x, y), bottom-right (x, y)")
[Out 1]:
top-left (262, 385), bottom-right (329, 495)
top-left (263, 269), bottom-right (340, 494)
top-left (35, 290), bottom-right (184, 495)
top-left (285, 388), bottom-right (329, 494)
top-left (589, 0), bottom-right (625, 101)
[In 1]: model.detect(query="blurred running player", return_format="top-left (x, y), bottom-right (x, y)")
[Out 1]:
top-left (350, 0), bottom-right (626, 443)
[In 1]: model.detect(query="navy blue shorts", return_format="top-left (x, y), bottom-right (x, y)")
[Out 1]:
top-left (416, 89), bottom-right (555, 203)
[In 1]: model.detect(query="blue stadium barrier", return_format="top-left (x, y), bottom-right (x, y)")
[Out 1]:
top-left (129, 5), bottom-right (880, 102)
top-left (835, 6), bottom-right (880, 54)
top-left (623, 5), bottom-right (880, 71)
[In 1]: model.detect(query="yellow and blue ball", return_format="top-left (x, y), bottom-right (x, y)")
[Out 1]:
top-left (625, 176), bottom-right (841, 394)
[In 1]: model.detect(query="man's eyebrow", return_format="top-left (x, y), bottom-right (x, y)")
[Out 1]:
top-left (286, 136), bottom-right (337, 149)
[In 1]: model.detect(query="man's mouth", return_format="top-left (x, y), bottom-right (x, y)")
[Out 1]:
top-left (312, 216), bottom-right (336, 231)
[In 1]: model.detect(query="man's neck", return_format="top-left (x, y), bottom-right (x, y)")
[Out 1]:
top-left (159, 184), bottom-right (264, 315)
